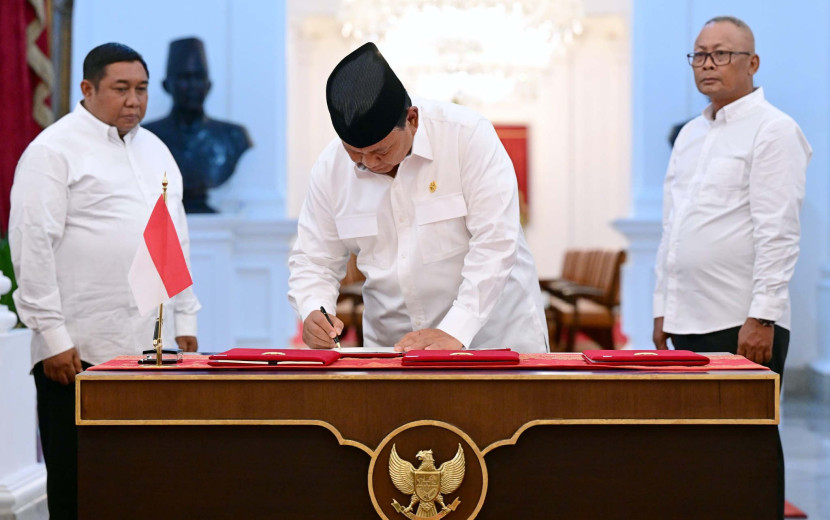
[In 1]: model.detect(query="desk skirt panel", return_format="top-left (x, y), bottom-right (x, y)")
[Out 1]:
top-left (79, 423), bottom-right (777, 519)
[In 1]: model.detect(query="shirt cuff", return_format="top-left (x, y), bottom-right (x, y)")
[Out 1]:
top-left (653, 294), bottom-right (665, 318)
top-left (437, 305), bottom-right (485, 348)
top-left (748, 294), bottom-right (786, 323)
top-left (174, 313), bottom-right (198, 337)
top-left (300, 301), bottom-right (338, 322)
top-left (40, 324), bottom-right (74, 358)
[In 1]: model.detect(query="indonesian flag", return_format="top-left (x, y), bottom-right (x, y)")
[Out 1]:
top-left (128, 195), bottom-right (193, 315)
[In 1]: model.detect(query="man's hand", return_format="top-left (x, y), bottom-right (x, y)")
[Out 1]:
top-left (738, 318), bottom-right (774, 364)
top-left (394, 329), bottom-right (462, 352)
top-left (175, 336), bottom-right (199, 352)
top-left (303, 310), bottom-right (343, 349)
top-left (42, 348), bottom-right (83, 385)
top-left (653, 317), bottom-right (669, 350)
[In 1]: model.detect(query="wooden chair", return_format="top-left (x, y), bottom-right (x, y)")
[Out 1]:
top-left (336, 254), bottom-right (365, 347)
top-left (540, 249), bottom-right (626, 352)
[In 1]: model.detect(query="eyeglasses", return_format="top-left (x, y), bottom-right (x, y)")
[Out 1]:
top-left (687, 50), bottom-right (751, 67)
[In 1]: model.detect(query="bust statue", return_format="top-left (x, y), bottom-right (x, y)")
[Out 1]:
top-left (145, 37), bottom-right (252, 213)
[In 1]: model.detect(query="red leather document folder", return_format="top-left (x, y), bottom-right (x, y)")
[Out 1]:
top-left (207, 349), bottom-right (340, 366)
top-left (582, 349), bottom-right (709, 366)
top-left (402, 349), bottom-right (520, 367)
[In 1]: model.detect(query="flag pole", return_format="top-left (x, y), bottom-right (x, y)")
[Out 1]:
top-left (153, 173), bottom-right (168, 366)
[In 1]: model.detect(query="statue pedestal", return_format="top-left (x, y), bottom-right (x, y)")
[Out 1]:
top-left (187, 215), bottom-right (297, 351)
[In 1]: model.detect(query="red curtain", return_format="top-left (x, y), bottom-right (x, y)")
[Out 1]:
top-left (0, 0), bottom-right (52, 235)
top-left (494, 125), bottom-right (529, 224)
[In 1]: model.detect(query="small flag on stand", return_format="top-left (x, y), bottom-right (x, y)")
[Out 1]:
top-left (128, 194), bottom-right (193, 315)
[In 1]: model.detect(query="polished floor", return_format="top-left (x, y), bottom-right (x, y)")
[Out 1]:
top-left (781, 394), bottom-right (830, 519)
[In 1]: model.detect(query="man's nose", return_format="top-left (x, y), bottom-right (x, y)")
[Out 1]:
top-left (363, 154), bottom-right (381, 168)
top-left (125, 89), bottom-right (140, 106)
top-left (702, 54), bottom-right (716, 69)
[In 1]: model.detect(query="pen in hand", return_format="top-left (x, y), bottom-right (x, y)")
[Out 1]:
top-left (319, 306), bottom-right (342, 349)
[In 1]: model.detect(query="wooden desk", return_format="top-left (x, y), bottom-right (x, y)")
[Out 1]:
top-left (77, 368), bottom-right (779, 519)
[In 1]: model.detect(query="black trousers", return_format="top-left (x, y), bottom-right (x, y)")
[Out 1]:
top-left (33, 361), bottom-right (92, 520)
top-left (671, 325), bottom-right (789, 520)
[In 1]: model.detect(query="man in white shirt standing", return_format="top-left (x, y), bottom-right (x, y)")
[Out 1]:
top-left (288, 43), bottom-right (548, 353)
top-left (652, 17), bottom-right (811, 519)
top-left (9, 43), bottom-right (201, 520)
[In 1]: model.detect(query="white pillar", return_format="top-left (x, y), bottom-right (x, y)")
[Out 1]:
top-left (0, 271), bottom-right (46, 519)
top-left (612, 219), bottom-right (662, 349)
top-left (810, 267), bottom-right (830, 401)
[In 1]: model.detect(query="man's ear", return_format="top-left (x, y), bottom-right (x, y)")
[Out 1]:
top-left (206, 79), bottom-right (213, 94)
top-left (80, 79), bottom-right (94, 99)
top-left (407, 106), bottom-right (419, 131)
top-left (749, 54), bottom-right (760, 75)
top-left (162, 78), bottom-right (171, 94)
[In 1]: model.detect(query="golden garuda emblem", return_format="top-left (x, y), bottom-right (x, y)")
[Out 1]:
top-left (389, 444), bottom-right (465, 519)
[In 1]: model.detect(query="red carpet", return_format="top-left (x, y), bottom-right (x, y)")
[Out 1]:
top-left (785, 500), bottom-right (808, 518)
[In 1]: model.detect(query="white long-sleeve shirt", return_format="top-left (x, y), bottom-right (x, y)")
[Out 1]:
top-left (10, 102), bottom-right (201, 367)
top-left (288, 98), bottom-right (548, 352)
top-left (654, 88), bottom-right (811, 333)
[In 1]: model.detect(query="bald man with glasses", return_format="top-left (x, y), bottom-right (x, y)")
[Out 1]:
top-left (652, 16), bottom-right (811, 520)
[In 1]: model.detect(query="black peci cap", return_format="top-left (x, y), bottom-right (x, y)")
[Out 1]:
top-left (326, 42), bottom-right (409, 148)
top-left (166, 37), bottom-right (208, 78)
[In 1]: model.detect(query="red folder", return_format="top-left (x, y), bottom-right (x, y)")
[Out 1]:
top-left (207, 348), bottom-right (340, 366)
top-left (582, 349), bottom-right (709, 366)
top-left (402, 349), bottom-right (520, 367)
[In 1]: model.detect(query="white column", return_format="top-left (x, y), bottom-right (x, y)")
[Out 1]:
top-left (810, 268), bottom-right (830, 400)
top-left (612, 219), bottom-right (662, 349)
top-left (0, 271), bottom-right (46, 519)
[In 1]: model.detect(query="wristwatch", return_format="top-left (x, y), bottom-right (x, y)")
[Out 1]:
top-left (754, 318), bottom-right (775, 327)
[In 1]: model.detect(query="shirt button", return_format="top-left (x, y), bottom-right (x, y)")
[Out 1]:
top-left (401, 253), bottom-right (407, 259)
top-left (398, 216), bottom-right (405, 224)
top-left (415, 321), bottom-right (422, 327)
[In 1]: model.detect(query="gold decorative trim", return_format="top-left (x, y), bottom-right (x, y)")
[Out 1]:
top-left (368, 420), bottom-right (488, 520)
top-left (77, 372), bottom-right (777, 382)
top-left (774, 374), bottom-right (780, 422)
top-left (480, 417), bottom-right (780, 456)
top-left (26, 0), bottom-right (54, 128)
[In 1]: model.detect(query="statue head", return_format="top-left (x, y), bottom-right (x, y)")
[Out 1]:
top-left (162, 37), bottom-right (211, 112)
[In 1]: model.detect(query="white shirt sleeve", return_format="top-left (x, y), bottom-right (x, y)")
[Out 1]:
top-left (437, 119), bottom-right (522, 346)
top-left (747, 119), bottom-right (810, 322)
top-left (653, 153), bottom-right (677, 318)
top-left (9, 143), bottom-right (75, 358)
top-left (287, 159), bottom-right (350, 321)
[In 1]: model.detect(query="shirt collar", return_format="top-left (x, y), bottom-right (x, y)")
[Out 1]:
top-left (703, 87), bottom-right (764, 123)
top-left (74, 100), bottom-right (141, 144)
top-left (409, 113), bottom-right (433, 162)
